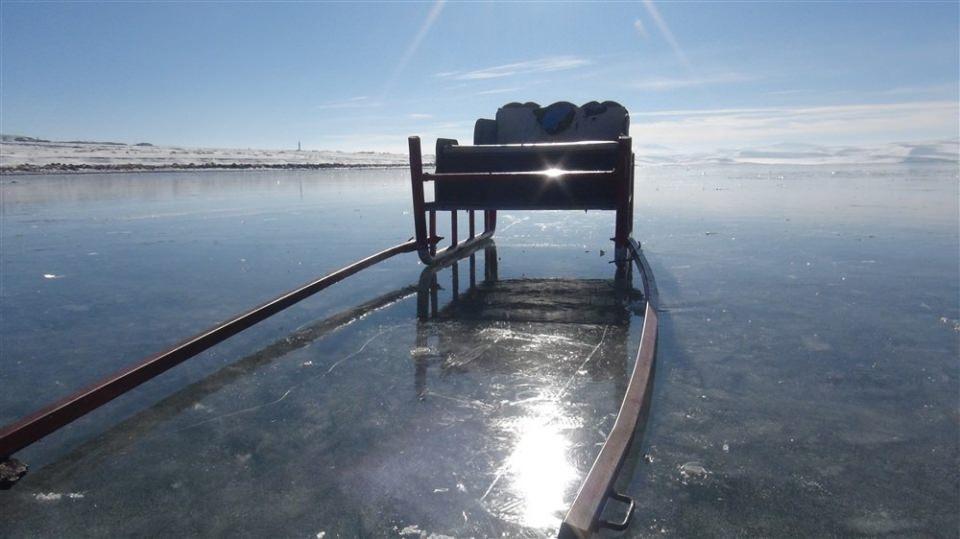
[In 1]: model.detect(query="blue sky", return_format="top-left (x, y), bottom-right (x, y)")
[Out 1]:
top-left (1, 1), bottom-right (957, 152)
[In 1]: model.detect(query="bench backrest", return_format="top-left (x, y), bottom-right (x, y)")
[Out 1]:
top-left (430, 101), bottom-right (631, 211)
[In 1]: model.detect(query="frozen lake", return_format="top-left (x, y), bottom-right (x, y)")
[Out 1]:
top-left (1, 164), bottom-right (957, 537)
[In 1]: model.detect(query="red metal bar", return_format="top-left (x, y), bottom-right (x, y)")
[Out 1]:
top-left (559, 236), bottom-right (657, 539)
top-left (627, 152), bottom-right (635, 241)
top-left (450, 210), bottom-right (458, 247)
top-left (486, 210), bottom-right (497, 234)
top-left (0, 240), bottom-right (424, 459)
top-left (614, 136), bottom-right (632, 250)
top-left (429, 210), bottom-right (437, 256)
top-left (451, 260), bottom-right (459, 301)
top-left (469, 253), bottom-right (476, 288)
top-left (408, 137), bottom-right (428, 250)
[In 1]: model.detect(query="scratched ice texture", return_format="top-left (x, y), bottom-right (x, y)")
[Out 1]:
top-left (0, 164), bottom-right (957, 537)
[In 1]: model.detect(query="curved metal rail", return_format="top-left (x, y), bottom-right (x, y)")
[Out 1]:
top-left (411, 233), bottom-right (660, 538)
top-left (559, 237), bottom-right (659, 539)
top-left (0, 238), bottom-right (435, 486)
top-left (1, 234), bottom-right (659, 539)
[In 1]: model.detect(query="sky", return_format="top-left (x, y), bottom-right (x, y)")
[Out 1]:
top-left (1, 1), bottom-right (958, 153)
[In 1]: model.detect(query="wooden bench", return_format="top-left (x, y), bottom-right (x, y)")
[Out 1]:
top-left (408, 101), bottom-right (634, 265)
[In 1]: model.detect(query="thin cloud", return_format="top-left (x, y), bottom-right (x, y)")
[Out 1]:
top-left (632, 106), bottom-right (784, 117)
top-left (436, 56), bottom-right (590, 81)
top-left (769, 83), bottom-right (956, 99)
top-left (316, 96), bottom-right (377, 110)
top-left (317, 119), bottom-right (475, 153)
top-left (408, 113), bottom-right (433, 119)
top-left (874, 82), bottom-right (958, 96)
top-left (380, 0), bottom-right (446, 99)
top-left (642, 0), bottom-right (691, 69)
top-left (767, 89), bottom-right (811, 96)
top-left (629, 100), bottom-right (959, 150)
top-left (633, 19), bottom-right (649, 39)
top-left (632, 72), bottom-right (757, 91)
top-left (475, 87), bottom-right (522, 96)
top-left (427, 120), bottom-right (474, 130)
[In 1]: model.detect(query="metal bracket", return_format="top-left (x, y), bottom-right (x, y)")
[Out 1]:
top-left (598, 490), bottom-right (635, 531)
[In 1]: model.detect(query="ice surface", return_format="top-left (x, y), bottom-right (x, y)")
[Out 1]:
top-left (0, 164), bottom-right (956, 536)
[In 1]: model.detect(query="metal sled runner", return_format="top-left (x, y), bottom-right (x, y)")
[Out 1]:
top-left (0, 101), bottom-right (658, 539)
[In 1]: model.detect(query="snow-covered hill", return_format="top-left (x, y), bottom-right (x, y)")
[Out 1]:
top-left (1, 138), bottom-right (956, 173)
top-left (0, 140), bottom-right (413, 172)
top-left (634, 140), bottom-right (959, 166)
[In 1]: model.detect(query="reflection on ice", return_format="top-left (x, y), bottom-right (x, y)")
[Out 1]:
top-left (0, 238), bottom-right (642, 536)
top-left (493, 398), bottom-right (577, 529)
top-left (412, 242), bottom-right (645, 533)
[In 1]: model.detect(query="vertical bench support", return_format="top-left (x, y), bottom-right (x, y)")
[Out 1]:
top-left (408, 137), bottom-right (434, 264)
top-left (429, 210), bottom-right (437, 256)
top-left (451, 211), bottom-right (458, 247)
top-left (485, 210), bottom-right (497, 234)
top-left (614, 136), bottom-right (633, 267)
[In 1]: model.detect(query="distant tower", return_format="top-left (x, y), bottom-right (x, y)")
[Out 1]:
top-left (297, 140), bottom-right (302, 151)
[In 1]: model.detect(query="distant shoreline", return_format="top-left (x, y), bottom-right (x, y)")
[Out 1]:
top-left (0, 139), bottom-right (420, 175)
top-left (0, 162), bottom-right (427, 176)
top-left (1, 138), bottom-right (956, 172)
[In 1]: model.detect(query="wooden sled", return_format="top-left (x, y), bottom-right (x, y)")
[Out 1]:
top-left (0, 101), bottom-right (658, 539)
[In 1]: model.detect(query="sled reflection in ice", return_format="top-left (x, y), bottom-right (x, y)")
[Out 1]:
top-left (410, 240), bottom-right (644, 529)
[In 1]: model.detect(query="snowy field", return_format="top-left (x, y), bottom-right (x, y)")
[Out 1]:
top-left (635, 139), bottom-right (959, 165)
top-left (1, 138), bottom-right (956, 173)
top-left (0, 139), bottom-right (412, 172)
